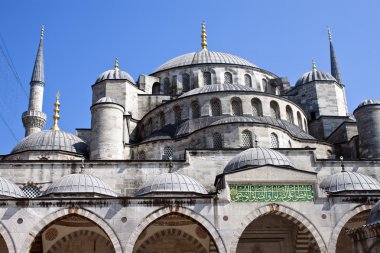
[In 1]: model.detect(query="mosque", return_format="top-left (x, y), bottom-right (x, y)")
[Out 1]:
top-left (0, 22), bottom-right (380, 253)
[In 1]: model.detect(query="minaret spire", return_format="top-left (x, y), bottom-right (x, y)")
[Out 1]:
top-left (201, 21), bottom-right (208, 52)
top-left (22, 25), bottom-right (47, 137)
top-left (328, 28), bottom-right (343, 84)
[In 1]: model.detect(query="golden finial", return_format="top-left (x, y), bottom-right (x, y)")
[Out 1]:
top-left (40, 24), bottom-right (45, 40)
top-left (312, 59), bottom-right (317, 71)
top-left (201, 21), bottom-right (208, 51)
top-left (328, 28), bottom-right (332, 42)
top-left (51, 91), bottom-right (60, 131)
top-left (114, 57), bottom-right (119, 70)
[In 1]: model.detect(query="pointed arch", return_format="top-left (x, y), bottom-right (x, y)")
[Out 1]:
top-left (0, 221), bottom-right (16, 253)
top-left (125, 206), bottom-right (227, 253)
top-left (19, 208), bottom-right (122, 253)
top-left (229, 203), bottom-right (327, 253)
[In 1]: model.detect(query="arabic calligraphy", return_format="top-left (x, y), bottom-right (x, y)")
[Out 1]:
top-left (230, 184), bottom-right (314, 202)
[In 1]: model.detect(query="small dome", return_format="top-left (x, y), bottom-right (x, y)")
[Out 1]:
top-left (367, 200), bottom-right (380, 225)
top-left (96, 69), bottom-right (135, 84)
top-left (135, 172), bottom-right (208, 196)
top-left (296, 69), bottom-right (336, 86)
top-left (179, 83), bottom-right (257, 98)
top-left (0, 177), bottom-right (25, 198)
top-left (223, 147), bottom-right (296, 174)
top-left (42, 174), bottom-right (117, 197)
top-left (154, 51), bottom-right (257, 73)
top-left (11, 130), bottom-right (88, 156)
top-left (95, 97), bottom-right (116, 104)
top-left (320, 171), bottom-right (380, 193)
top-left (357, 99), bottom-right (380, 109)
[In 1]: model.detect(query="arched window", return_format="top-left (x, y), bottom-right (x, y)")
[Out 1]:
top-left (152, 82), bottom-right (160, 94)
top-left (242, 130), bottom-right (254, 148)
top-left (203, 72), bottom-right (211, 85)
top-left (304, 119), bottom-right (308, 132)
top-left (251, 98), bottom-right (263, 117)
top-left (173, 106), bottom-right (182, 123)
top-left (244, 74), bottom-right (252, 87)
top-left (270, 133), bottom-right (279, 148)
top-left (191, 101), bottom-right (201, 119)
top-left (224, 72), bottom-right (233, 84)
top-left (270, 101), bottom-right (280, 119)
top-left (172, 75), bottom-right (177, 94)
top-left (164, 77), bottom-right (170, 94)
top-left (286, 106), bottom-right (294, 124)
top-left (138, 151), bottom-right (146, 160)
top-left (231, 98), bottom-right (243, 116)
top-left (182, 74), bottom-right (190, 92)
top-left (163, 146), bottom-right (173, 160)
top-left (210, 98), bottom-right (222, 116)
top-left (160, 111), bottom-right (165, 128)
top-left (147, 118), bottom-right (153, 135)
top-left (297, 111), bottom-right (303, 129)
top-left (262, 79), bottom-right (268, 92)
top-left (212, 132), bottom-right (223, 149)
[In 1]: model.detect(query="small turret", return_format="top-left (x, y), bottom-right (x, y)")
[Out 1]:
top-left (22, 25), bottom-right (47, 137)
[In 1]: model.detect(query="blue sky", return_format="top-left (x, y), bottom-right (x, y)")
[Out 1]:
top-left (0, 0), bottom-right (379, 154)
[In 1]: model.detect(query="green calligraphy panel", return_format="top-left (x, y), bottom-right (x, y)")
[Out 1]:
top-left (230, 184), bottom-right (314, 202)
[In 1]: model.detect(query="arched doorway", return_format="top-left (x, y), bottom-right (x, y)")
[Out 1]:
top-left (133, 213), bottom-right (218, 253)
top-left (0, 235), bottom-right (8, 253)
top-left (237, 213), bottom-right (320, 253)
top-left (29, 214), bottom-right (115, 253)
top-left (336, 210), bottom-right (370, 253)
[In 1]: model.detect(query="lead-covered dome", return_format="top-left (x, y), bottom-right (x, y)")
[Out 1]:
top-left (96, 59), bottom-right (135, 84)
top-left (42, 174), bottom-right (117, 197)
top-left (320, 171), bottom-right (380, 194)
top-left (223, 147), bottom-right (296, 174)
top-left (154, 51), bottom-right (257, 73)
top-left (11, 130), bottom-right (88, 156)
top-left (356, 99), bottom-right (380, 109)
top-left (179, 83), bottom-right (257, 98)
top-left (0, 177), bottom-right (25, 198)
top-left (296, 69), bottom-right (336, 86)
top-left (135, 172), bottom-right (208, 196)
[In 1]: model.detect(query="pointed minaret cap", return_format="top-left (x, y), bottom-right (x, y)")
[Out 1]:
top-left (201, 21), bottom-right (208, 51)
top-left (328, 28), bottom-right (344, 84)
top-left (51, 91), bottom-right (61, 131)
top-left (31, 25), bottom-right (45, 84)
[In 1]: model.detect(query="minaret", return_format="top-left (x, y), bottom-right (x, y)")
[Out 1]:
top-left (328, 29), bottom-right (343, 84)
top-left (22, 25), bottom-right (47, 137)
top-left (201, 21), bottom-right (207, 51)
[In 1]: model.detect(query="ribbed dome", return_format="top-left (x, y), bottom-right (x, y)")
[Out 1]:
top-left (96, 69), bottom-right (135, 84)
top-left (320, 171), bottom-right (380, 193)
top-left (367, 200), bottom-right (380, 225)
top-left (357, 99), bottom-right (380, 109)
top-left (224, 147), bottom-right (296, 174)
top-left (135, 172), bottom-right (208, 196)
top-left (11, 130), bottom-right (88, 155)
top-left (154, 51), bottom-right (257, 73)
top-left (0, 177), bottom-right (25, 198)
top-left (43, 174), bottom-right (117, 197)
top-left (296, 69), bottom-right (337, 86)
top-left (95, 97), bottom-right (116, 104)
top-left (179, 83), bottom-right (257, 98)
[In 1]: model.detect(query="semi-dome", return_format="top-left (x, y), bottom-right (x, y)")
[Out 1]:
top-left (356, 99), bottom-right (380, 109)
top-left (320, 171), bottom-right (380, 193)
top-left (11, 130), bottom-right (88, 156)
top-left (0, 177), bottom-right (25, 198)
top-left (135, 172), bottom-right (208, 196)
top-left (296, 68), bottom-right (336, 86)
top-left (42, 174), bottom-right (117, 197)
top-left (179, 83), bottom-right (257, 98)
top-left (154, 51), bottom-right (257, 73)
top-left (223, 147), bottom-right (296, 174)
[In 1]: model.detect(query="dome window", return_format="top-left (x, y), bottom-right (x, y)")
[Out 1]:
top-left (224, 72), bottom-right (233, 84)
top-left (173, 106), bottom-right (182, 123)
top-left (262, 79), bottom-right (268, 92)
top-left (231, 98), bottom-right (243, 116)
top-left (191, 101), bottom-right (201, 119)
top-left (138, 151), bottom-right (146, 160)
top-left (203, 72), bottom-right (212, 85)
top-left (242, 130), bottom-right (254, 148)
top-left (163, 146), bottom-right (173, 160)
top-left (182, 74), bottom-right (190, 92)
top-left (270, 133), bottom-right (279, 148)
top-left (297, 112), bottom-right (303, 129)
top-left (270, 101), bottom-right (280, 120)
top-left (244, 74), bottom-right (252, 87)
top-left (211, 98), bottom-right (221, 116)
top-left (159, 111), bottom-right (165, 128)
top-left (212, 132), bottom-right (223, 149)
top-left (251, 98), bottom-right (263, 117)
top-left (286, 106), bottom-right (294, 124)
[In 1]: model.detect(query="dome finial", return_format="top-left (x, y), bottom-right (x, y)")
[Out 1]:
top-left (51, 91), bottom-right (61, 131)
top-left (201, 21), bottom-right (208, 51)
top-left (114, 57), bottom-right (119, 70)
top-left (312, 59), bottom-right (317, 71)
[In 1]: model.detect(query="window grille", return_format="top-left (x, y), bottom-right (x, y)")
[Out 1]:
top-left (286, 106), bottom-right (294, 124)
top-left (270, 133), bottom-right (279, 148)
top-left (174, 106), bottom-right (182, 123)
top-left (224, 72), bottom-right (232, 84)
top-left (22, 183), bottom-right (41, 198)
top-left (182, 74), bottom-right (190, 92)
top-left (203, 72), bottom-right (211, 85)
top-left (163, 146), bottom-right (173, 160)
top-left (211, 99), bottom-right (221, 116)
top-left (270, 102), bottom-right (280, 119)
top-left (242, 130), bottom-right (253, 148)
top-left (231, 100), bottom-right (242, 116)
top-left (244, 74), bottom-right (252, 87)
top-left (164, 77), bottom-right (170, 94)
top-left (138, 151), bottom-right (146, 160)
top-left (212, 132), bottom-right (223, 149)
top-left (251, 99), bottom-right (262, 117)
top-left (191, 102), bottom-right (201, 119)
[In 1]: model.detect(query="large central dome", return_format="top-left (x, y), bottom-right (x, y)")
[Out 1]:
top-left (154, 51), bottom-right (257, 73)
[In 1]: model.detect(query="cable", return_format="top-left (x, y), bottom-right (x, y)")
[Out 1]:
top-left (0, 112), bottom-right (19, 142)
